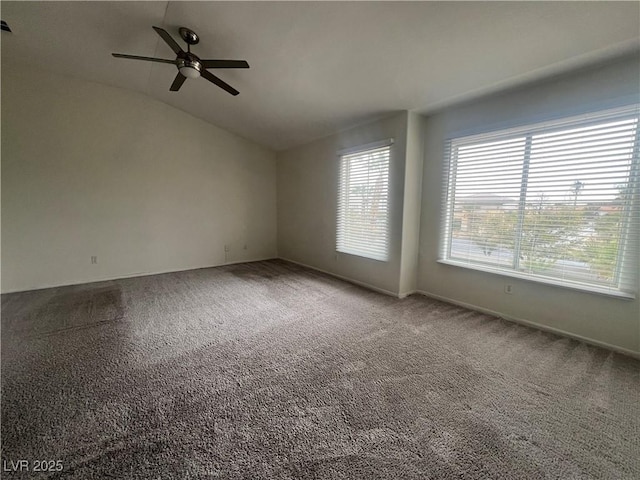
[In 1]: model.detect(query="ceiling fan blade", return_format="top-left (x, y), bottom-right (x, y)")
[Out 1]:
top-left (200, 69), bottom-right (239, 96)
top-left (201, 60), bottom-right (250, 69)
top-left (152, 26), bottom-right (184, 55)
top-left (170, 72), bottom-right (187, 92)
top-left (112, 53), bottom-right (176, 65)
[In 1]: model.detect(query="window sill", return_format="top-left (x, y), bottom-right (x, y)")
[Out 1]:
top-left (437, 259), bottom-right (636, 300)
top-left (337, 249), bottom-right (389, 263)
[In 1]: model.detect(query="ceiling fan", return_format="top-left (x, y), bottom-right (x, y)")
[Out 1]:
top-left (112, 26), bottom-right (249, 95)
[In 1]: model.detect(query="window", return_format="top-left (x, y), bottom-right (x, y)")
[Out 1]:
top-left (337, 140), bottom-right (392, 261)
top-left (441, 105), bottom-right (639, 296)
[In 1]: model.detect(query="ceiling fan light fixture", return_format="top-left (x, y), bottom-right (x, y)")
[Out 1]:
top-left (179, 65), bottom-right (200, 78)
top-left (177, 57), bottom-right (201, 78)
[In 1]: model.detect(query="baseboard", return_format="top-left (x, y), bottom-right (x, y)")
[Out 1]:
top-left (275, 261), bottom-right (640, 358)
top-left (278, 257), bottom-right (401, 298)
top-left (6, 259), bottom-right (636, 359)
top-left (413, 290), bottom-right (640, 359)
top-left (399, 290), bottom-right (418, 299)
top-left (1, 257), bottom-right (278, 294)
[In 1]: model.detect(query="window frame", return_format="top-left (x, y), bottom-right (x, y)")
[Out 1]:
top-left (439, 105), bottom-right (640, 299)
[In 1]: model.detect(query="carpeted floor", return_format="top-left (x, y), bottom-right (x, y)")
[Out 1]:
top-left (1, 259), bottom-right (639, 479)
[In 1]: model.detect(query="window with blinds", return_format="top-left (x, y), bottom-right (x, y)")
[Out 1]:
top-left (441, 105), bottom-right (640, 297)
top-left (337, 141), bottom-right (391, 261)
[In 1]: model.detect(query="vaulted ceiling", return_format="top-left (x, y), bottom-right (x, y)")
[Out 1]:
top-left (2, 1), bottom-right (639, 151)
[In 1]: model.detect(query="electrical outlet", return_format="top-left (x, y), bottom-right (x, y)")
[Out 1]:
top-left (243, 244), bottom-right (248, 250)
top-left (504, 283), bottom-right (513, 294)
top-left (91, 256), bottom-right (98, 265)
top-left (224, 245), bottom-right (230, 253)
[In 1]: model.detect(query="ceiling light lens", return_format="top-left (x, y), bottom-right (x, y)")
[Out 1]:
top-left (179, 66), bottom-right (200, 79)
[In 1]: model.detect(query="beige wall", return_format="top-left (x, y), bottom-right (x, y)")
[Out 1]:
top-left (417, 54), bottom-right (640, 354)
top-left (277, 113), bottom-right (409, 295)
top-left (1, 64), bottom-right (277, 292)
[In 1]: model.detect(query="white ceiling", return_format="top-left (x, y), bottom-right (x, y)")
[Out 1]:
top-left (2, 1), bottom-right (639, 151)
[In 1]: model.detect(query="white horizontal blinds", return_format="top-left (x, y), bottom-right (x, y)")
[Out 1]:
top-left (447, 137), bottom-right (527, 269)
top-left (444, 105), bottom-right (640, 294)
top-left (337, 144), bottom-right (390, 261)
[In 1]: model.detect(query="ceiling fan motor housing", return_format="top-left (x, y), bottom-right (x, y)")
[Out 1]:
top-left (177, 53), bottom-right (202, 78)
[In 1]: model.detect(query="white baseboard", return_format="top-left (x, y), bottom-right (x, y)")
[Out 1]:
top-left (414, 289), bottom-right (640, 359)
top-left (278, 257), bottom-right (401, 298)
top-left (277, 260), bottom-right (639, 358)
top-left (6, 258), bottom-right (637, 359)
top-left (1, 257), bottom-right (278, 294)
top-left (399, 290), bottom-right (418, 299)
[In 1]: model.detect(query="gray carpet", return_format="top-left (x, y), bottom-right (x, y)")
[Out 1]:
top-left (2, 260), bottom-right (639, 479)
